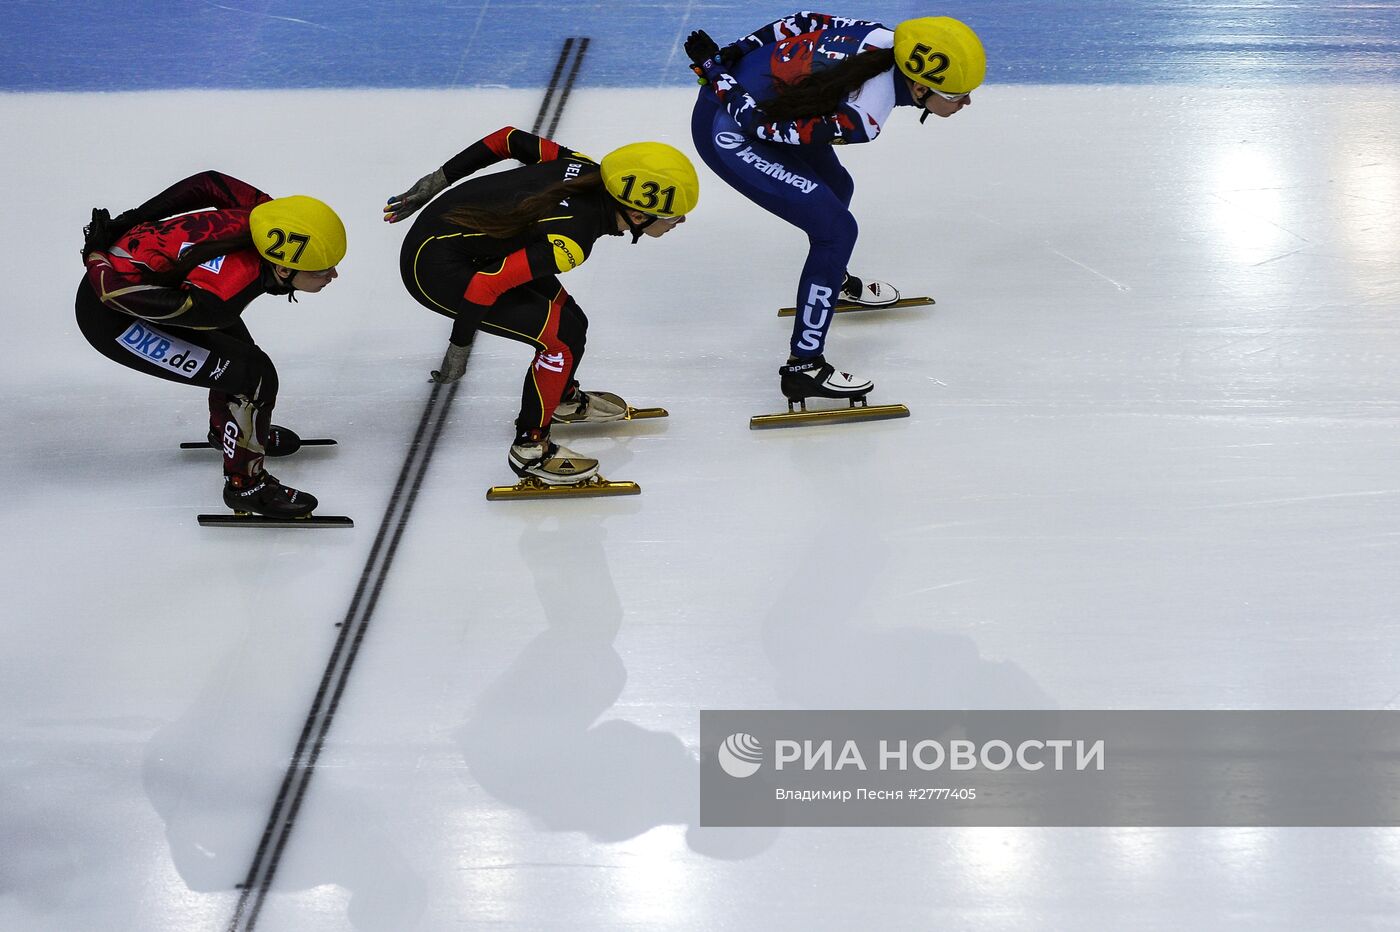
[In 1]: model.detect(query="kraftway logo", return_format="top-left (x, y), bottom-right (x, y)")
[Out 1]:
top-left (732, 145), bottom-right (818, 194)
top-left (718, 732), bottom-right (764, 778)
top-left (713, 131), bottom-right (746, 150)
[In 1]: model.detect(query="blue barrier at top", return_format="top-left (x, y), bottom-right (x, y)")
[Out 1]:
top-left (4, 0), bottom-right (1399, 91)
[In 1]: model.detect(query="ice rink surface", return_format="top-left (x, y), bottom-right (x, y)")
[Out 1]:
top-left (5, 4), bottom-right (1400, 931)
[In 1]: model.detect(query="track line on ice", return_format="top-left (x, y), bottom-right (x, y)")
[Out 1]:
top-left (451, 0), bottom-right (497, 87)
top-left (191, 0), bottom-right (334, 30)
top-left (1044, 245), bottom-right (1132, 292)
top-left (226, 36), bottom-right (590, 932)
top-left (1187, 489), bottom-right (1400, 510)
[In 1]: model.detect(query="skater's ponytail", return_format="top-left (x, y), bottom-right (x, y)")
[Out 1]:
top-left (143, 234), bottom-right (255, 286)
top-left (443, 175), bottom-right (606, 239)
top-left (760, 48), bottom-right (896, 122)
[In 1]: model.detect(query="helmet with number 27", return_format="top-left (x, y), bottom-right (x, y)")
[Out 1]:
top-left (599, 143), bottom-right (700, 218)
top-left (249, 195), bottom-right (347, 271)
top-left (893, 17), bottom-right (986, 95)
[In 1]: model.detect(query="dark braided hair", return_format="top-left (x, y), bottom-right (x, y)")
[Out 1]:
top-left (759, 48), bottom-right (897, 122)
top-left (144, 234), bottom-right (255, 287)
top-left (444, 174), bottom-right (608, 239)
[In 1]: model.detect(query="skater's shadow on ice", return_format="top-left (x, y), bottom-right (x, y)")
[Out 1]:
top-left (762, 513), bottom-right (1054, 715)
top-left (141, 622), bottom-right (427, 931)
top-left (456, 518), bottom-right (776, 859)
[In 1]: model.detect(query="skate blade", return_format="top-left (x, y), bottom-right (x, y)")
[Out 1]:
top-left (486, 475), bottom-right (641, 501)
top-left (197, 512), bottom-right (354, 527)
top-left (750, 402), bottom-right (910, 430)
top-left (180, 438), bottom-right (337, 450)
top-left (776, 296), bottom-right (935, 317)
top-left (553, 407), bottom-right (668, 426)
top-left (553, 390), bottom-right (669, 426)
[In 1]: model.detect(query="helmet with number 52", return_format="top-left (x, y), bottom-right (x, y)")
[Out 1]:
top-left (893, 16), bottom-right (986, 95)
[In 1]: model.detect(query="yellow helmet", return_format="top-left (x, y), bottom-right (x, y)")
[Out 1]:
top-left (599, 142), bottom-right (699, 218)
top-left (249, 195), bottom-right (346, 271)
top-left (893, 17), bottom-right (986, 94)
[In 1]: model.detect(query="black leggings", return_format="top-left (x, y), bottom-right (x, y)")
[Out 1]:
top-left (75, 279), bottom-right (279, 475)
top-left (400, 235), bottom-right (588, 434)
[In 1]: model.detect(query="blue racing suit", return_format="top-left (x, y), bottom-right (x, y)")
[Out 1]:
top-left (690, 11), bottom-right (918, 358)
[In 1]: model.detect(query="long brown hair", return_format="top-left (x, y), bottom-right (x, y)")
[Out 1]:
top-left (444, 174), bottom-right (607, 239)
top-left (760, 48), bottom-right (897, 122)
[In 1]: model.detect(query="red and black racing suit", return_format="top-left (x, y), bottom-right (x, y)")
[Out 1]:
top-left (76, 171), bottom-right (292, 478)
top-left (398, 127), bottom-right (626, 438)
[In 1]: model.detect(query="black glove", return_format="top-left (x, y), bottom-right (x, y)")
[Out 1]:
top-left (81, 208), bottom-right (116, 260)
top-left (82, 207), bottom-right (143, 262)
top-left (685, 30), bottom-right (721, 79)
top-left (717, 42), bottom-right (745, 68)
top-left (685, 30), bottom-right (719, 67)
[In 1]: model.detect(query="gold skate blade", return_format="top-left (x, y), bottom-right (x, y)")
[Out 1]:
top-left (486, 475), bottom-right (642, 501)
top-left (750, 403), bottom-right (910, 430)
top-left (197, 512), bottom-right (354, 527)
top-left (776, 296), bottom-right (935, 317)
top-left (553, 403), bottom-right (668, 425)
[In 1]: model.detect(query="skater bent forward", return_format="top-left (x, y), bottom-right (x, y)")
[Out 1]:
top-left (385, 126), bottom-right (699, 486)
top-left (77, 172), bottom-right (346, 519)
top-left (685, 13), bottom-right (985, 404)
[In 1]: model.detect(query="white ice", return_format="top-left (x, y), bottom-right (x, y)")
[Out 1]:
top-left (3, 85), bottom-right (1400, 930)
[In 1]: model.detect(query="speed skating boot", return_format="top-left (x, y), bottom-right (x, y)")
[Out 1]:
top-left (841, 273), bottom-right (899, 307)
top-left (552, 387), bottom-right (628, 424)
top-left (779, 356), bottom-right (874, 403)
top-left (508, 431), bottom-right (600, 485)
top-left (223, 471), bottom-right (318, 518)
